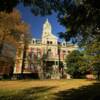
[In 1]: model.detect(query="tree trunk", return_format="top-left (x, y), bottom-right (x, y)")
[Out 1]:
top-left (21, 44), bottom-right (27, 79)
top-left (0, 34), bottom-right (5, 54)
top-left (97, 72), bottom-right (100, 80)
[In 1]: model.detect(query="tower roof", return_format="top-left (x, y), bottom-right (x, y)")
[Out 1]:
top-left (46, 18), bottom-right (49, 23)
top-left (45, 18), bottom-right (50, 25)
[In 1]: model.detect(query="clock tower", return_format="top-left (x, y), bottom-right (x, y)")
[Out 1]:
top-left (42, 19), bottom-right (57, 45)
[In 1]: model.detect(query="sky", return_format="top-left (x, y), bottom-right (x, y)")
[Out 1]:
top-left (17, 4), bottom-right (66, 39)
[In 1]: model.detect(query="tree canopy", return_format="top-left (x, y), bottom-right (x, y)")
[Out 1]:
top-left (0, 9), bottom-right (30, 52)
top-left (58, 0), bottom-right (100, 44)
top-left (0, 9), bottom-right (31, 66)
top-left (85, 38), bottom-right (100, 79)
top-left (65, 50), bottom-right (88, 78)
top-left (0, 0), bottom-right (100, 79)
top-left (0, 9), bottom-right (31, 78)
top-left (0, 0), bottom-right (99, 43)
top-left (0, 0), bottom-right (61, 15)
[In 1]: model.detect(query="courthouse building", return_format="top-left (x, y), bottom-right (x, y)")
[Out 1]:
top-left (13, 19), bottom-right (78, 79)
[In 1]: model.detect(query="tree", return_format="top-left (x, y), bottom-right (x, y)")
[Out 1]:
top-left (0, 9), bottom-right (30, 52)
top-left (66, 50), bottom-right (88, 78)
top-left (0, 9), bottom-right (30, 56)
top-left (0, 0), bottom-right (62, 15)
top-left (0, 0), bottom-right (99, 41)
top-left (1, 0), bottom-right (99, 42)
top-left (58, 0), bottom-right (100, 44)
top-left (57, 0), bottom-right (100, 79)
top-left (0, 9), bottom-right (31, 78)
top-left (86, 38), bottom-right (100, 80)
top-left (0, 0), bottom-right (99, 79)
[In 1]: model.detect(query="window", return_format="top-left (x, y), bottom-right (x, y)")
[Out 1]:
top-left (36, 40), bottom-right (41, 44)
top-left (63, 50), bottom-right (66, 53)
top-left (63, 43), bottom-right (66, 46)
top-left (47, 41), bottom-right (52, 45)
top-left (50, 41), bottom-right (52, 44)
top-left (33, 40), bottom-right (34, 44)
top-left (47, 41), bottom-right (49, 44)
top-left (48, 49), bottom-right (51, 52)
top-left (68, 51), bottom-right (71, 53)
top-left (48, 49), bottom-right (51, 55)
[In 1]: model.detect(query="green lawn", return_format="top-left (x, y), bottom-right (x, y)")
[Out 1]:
top-left (0, 79), bottom-right (100, 100)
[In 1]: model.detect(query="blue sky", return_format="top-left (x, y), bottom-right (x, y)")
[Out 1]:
top-left (17, 4), bottom-right (66, 39)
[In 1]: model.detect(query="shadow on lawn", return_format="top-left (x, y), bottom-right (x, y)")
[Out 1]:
top-left (0, 81), bottom-right (100, 100)
top-left (0, 86), bottom-right (55, 100)
top-left (55, 81), bottom-right (100, 100)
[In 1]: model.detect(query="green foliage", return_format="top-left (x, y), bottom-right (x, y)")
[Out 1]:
top-left (56, 0), bottom-right (100, 79)
top-left (0, 0), bottom-right (62, 15)
top-left (0, 0), bottom-right (99, 42)
top-left (0, 0), bottom-right (19, 12)
top-left (1, 1), bottom-right (99, 43)
top-left (57, 0), bottom-right (100, 45)
top-left (85, 38), bottom-right (100, 79)
top-left (0, 0), bottom-right (99, 79)
top-left (65, 38), bottom-right (100, 79)
top-left (66, 50), bottom-right (88, 77)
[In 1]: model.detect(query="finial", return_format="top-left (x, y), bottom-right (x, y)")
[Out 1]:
top-left (46, 18), bottom-right (48, 22)
top-left (45, 18), bottom-right (49, 24)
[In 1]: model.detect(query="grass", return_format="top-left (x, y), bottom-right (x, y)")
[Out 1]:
top-left (0, 79), bottom-right (100, 100)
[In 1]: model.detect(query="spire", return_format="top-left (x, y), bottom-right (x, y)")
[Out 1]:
top-left (42, 18), bottom-right (57, 44)
top-left (46, 18), bottom-right (49, 23)
top-left (45, 18), bottom-right (50, 25)
top-left (43, 18), bottom-right (51, 33)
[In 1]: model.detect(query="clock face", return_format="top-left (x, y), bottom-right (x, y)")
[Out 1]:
top-left (45, 32), bottom-right (49, 36)
top-left (45, 32), bottom-right (47, 34)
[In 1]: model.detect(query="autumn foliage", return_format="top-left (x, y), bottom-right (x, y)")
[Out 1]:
top-left (0, 9), bottom-right (30, 77)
